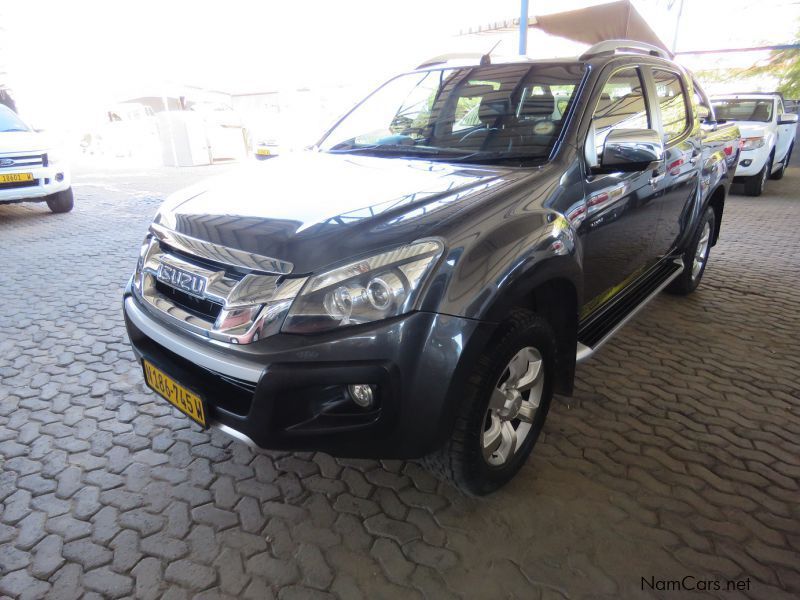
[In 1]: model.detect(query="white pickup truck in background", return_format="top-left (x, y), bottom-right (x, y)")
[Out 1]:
top-left (0, 104), bottom-right (73, 213)
top-left (711, 93), bottom-right (798, 196)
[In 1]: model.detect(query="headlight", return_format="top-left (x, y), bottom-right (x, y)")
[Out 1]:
top-left (46, 149), bottom-right (63, 165)
top-left (741, 136), bottom-right (765, 151)
top-left (132, 234), bottom-right (153, 293)
top-left (282, 240), bottom-right (444, 333)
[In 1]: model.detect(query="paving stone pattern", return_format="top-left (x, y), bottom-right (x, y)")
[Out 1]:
top-left (1, 165), bottom-right (798, 599)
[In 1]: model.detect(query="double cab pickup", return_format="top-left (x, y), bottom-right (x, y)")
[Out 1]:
top-left (124, 41), bottom-right (740, 494)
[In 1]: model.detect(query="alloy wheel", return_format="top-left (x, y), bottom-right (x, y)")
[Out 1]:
top-left (482, 346), bottom-right (544, 466)
top-left (692, 221), bottom-right (711, 280)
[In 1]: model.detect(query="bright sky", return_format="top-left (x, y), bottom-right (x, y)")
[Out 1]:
top-left (1, 0), bottom-right (797, 129)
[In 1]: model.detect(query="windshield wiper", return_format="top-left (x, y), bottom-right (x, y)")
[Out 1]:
top-left (1, 128), bottom-right (29, 133)
top-left (329, 144), bottom-right (450, 156)
top-left (328, 145), bottom-right (546, 165)
top-left (445, 151), bottom-right (548, 165)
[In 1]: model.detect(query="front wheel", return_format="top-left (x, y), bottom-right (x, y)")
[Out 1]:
top-left (424, 310), bottom-right (555, 495)
top-left (667, 206), bottom-right (715, 296)
top-left (743, 155), bottom-right (771, 196)
top-left (46, 188), bottom-right (74, 213)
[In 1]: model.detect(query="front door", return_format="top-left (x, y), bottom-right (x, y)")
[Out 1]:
top-left (775, 98), bottom-right (794, 164)
top-left (647, 67), bottom-right (701, 258)
top-left (579, 66), bottom-right (663, 315)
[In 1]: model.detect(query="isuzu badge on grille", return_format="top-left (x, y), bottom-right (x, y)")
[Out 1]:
top-left (156, 263), bottom-right (208, 298)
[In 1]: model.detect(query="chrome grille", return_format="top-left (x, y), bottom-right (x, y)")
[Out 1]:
top-left (134, 235), bottom-right (306, 344)
top-left (0, 153), bottom-right (46, 169)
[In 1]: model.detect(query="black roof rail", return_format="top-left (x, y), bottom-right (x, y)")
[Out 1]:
top-left (579, 39), bottom-right (672, 61)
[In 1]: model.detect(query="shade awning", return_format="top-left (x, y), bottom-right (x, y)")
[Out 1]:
top-left (534, 1), bottom-right (668, 53)
top-left (459, 1), bottom-right (669, 55)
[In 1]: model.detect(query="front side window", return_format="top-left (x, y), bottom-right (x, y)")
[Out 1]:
top-left (653, 70), bottom-right (689, 142)
top-left (711, 99), bottom-right (774, 123)
top-left (591, 67), bottom-right (650, 156)
top-left (319, 63), bottom-right (585, 165)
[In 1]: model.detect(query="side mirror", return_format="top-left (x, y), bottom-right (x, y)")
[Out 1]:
top-left (596, 128), bottom-right (664, 173)
top-left (696, 105), bottom-right (711, 121)
top-left (778, 113), bottom-right (798, 125)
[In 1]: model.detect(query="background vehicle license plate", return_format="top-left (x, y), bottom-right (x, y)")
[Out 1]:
top-left (0, 173), bottom-right (34, 184)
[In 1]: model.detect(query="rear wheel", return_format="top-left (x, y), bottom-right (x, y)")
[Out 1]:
top-left (667, 206), bottom-right (715, 296)
top-left (770, 144), bottom-right (792, 180)
top-left (46, 188), bottom-right (74, 213)
top-left (424, 310), bottom-right (555, 495)
top-left (743, 155), bottom-right (772, 196)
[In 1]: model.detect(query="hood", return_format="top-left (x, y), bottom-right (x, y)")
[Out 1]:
top-left (154, 152), bottom-right (533, 274)
top-left (730, 122), bottom-right (770, 139)
top-left (0, 130), bottom-right (49, 154)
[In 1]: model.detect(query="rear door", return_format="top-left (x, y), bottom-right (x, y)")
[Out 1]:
top-left (646, 67), bottom-right (700, 258)
top-left (580, 65), bottom-right (663, 313)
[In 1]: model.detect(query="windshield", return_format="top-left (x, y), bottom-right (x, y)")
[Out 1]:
top-left (0, 105), bottom-right (31, 132)
top-left (319, 63), bottom-right (585, 165)
top-left (711, 99), bottom-right (773, 123)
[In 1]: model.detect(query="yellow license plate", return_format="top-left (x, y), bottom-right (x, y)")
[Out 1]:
top-left (0, 172), bottom-right (34, 184)
top-left (256, 148), bottom-right (271, 155)
top-left (143, 360), bottom-right (206, 426)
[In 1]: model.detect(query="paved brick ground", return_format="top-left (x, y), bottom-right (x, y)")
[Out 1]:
top-left (1, 163), bottom-right (798, 599)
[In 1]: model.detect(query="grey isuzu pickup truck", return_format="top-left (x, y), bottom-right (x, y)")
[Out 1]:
top-left (123, 41), bottom-right (740, 494)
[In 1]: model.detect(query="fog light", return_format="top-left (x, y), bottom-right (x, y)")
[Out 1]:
top-left (55, 172), bottom-right (64, 182)
top-left (348, 384), bottom-right (374, 408)
top-left (740, 159), bottom-right (752, 167)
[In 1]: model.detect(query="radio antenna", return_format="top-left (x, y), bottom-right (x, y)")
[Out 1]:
top-left (480, 40), bottom-right (502, 65)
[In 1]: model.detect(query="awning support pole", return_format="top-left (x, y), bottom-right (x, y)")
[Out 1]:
top-left (519, 0), bottom-right (529, 55)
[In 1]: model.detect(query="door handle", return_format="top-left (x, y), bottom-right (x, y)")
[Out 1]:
top-left (649, 173), bottom-right (665, 187)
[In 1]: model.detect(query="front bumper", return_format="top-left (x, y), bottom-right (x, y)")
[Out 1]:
top-left (734, 145), bottom-right (770, 178)
top-left (0, 165), bottom-right (71, 203)
top-left (123, 284), bottom-right (490, 458)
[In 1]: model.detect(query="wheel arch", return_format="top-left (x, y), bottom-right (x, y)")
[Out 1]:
top-left (705, 184), bottom-right (725, 245)
top-left (480, 263), bottom-right (581, 397)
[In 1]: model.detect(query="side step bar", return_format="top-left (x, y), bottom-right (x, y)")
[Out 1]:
top-left (576, 258), bottom-right (684, 364)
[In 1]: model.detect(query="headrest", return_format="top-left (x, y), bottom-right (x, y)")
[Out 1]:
top-left (456, 84), bottom-right (496, 98)
top-left (752, 103), bottom-right (770, 120)
top-left (479, 99), bottom-right (509, 125)
top-left (519, 94), bottom-right (555, 117)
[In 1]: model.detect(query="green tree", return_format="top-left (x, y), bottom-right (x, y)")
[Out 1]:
top-left (763, 46), bottom-right (800, 98)
top-left (695, 24), bottom-right (800, 98)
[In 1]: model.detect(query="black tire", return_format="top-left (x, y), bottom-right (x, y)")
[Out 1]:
top-left (743, 154), bottom-right (772, 196)
top-left (46, 187), bottom-right (74, 213)
top-left (423, 310), bottom-right (555, 495)
top-left (667, 206), bottom-right (715, 296)
top-left (770, 144), bottom-right (791, 180)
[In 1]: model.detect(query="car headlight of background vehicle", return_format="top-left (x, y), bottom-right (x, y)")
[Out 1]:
top-left (282, 240), bottom-right (444, 334)
top-left (46, 148), bottom-right (64, 165)
top-left (741, 136), bottom-right (765, 151)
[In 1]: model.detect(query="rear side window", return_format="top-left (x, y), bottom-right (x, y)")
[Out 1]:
top-left (653, 70), bottom-right (689, 142)
top-left (592, 67), bottom-right (650, 156)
